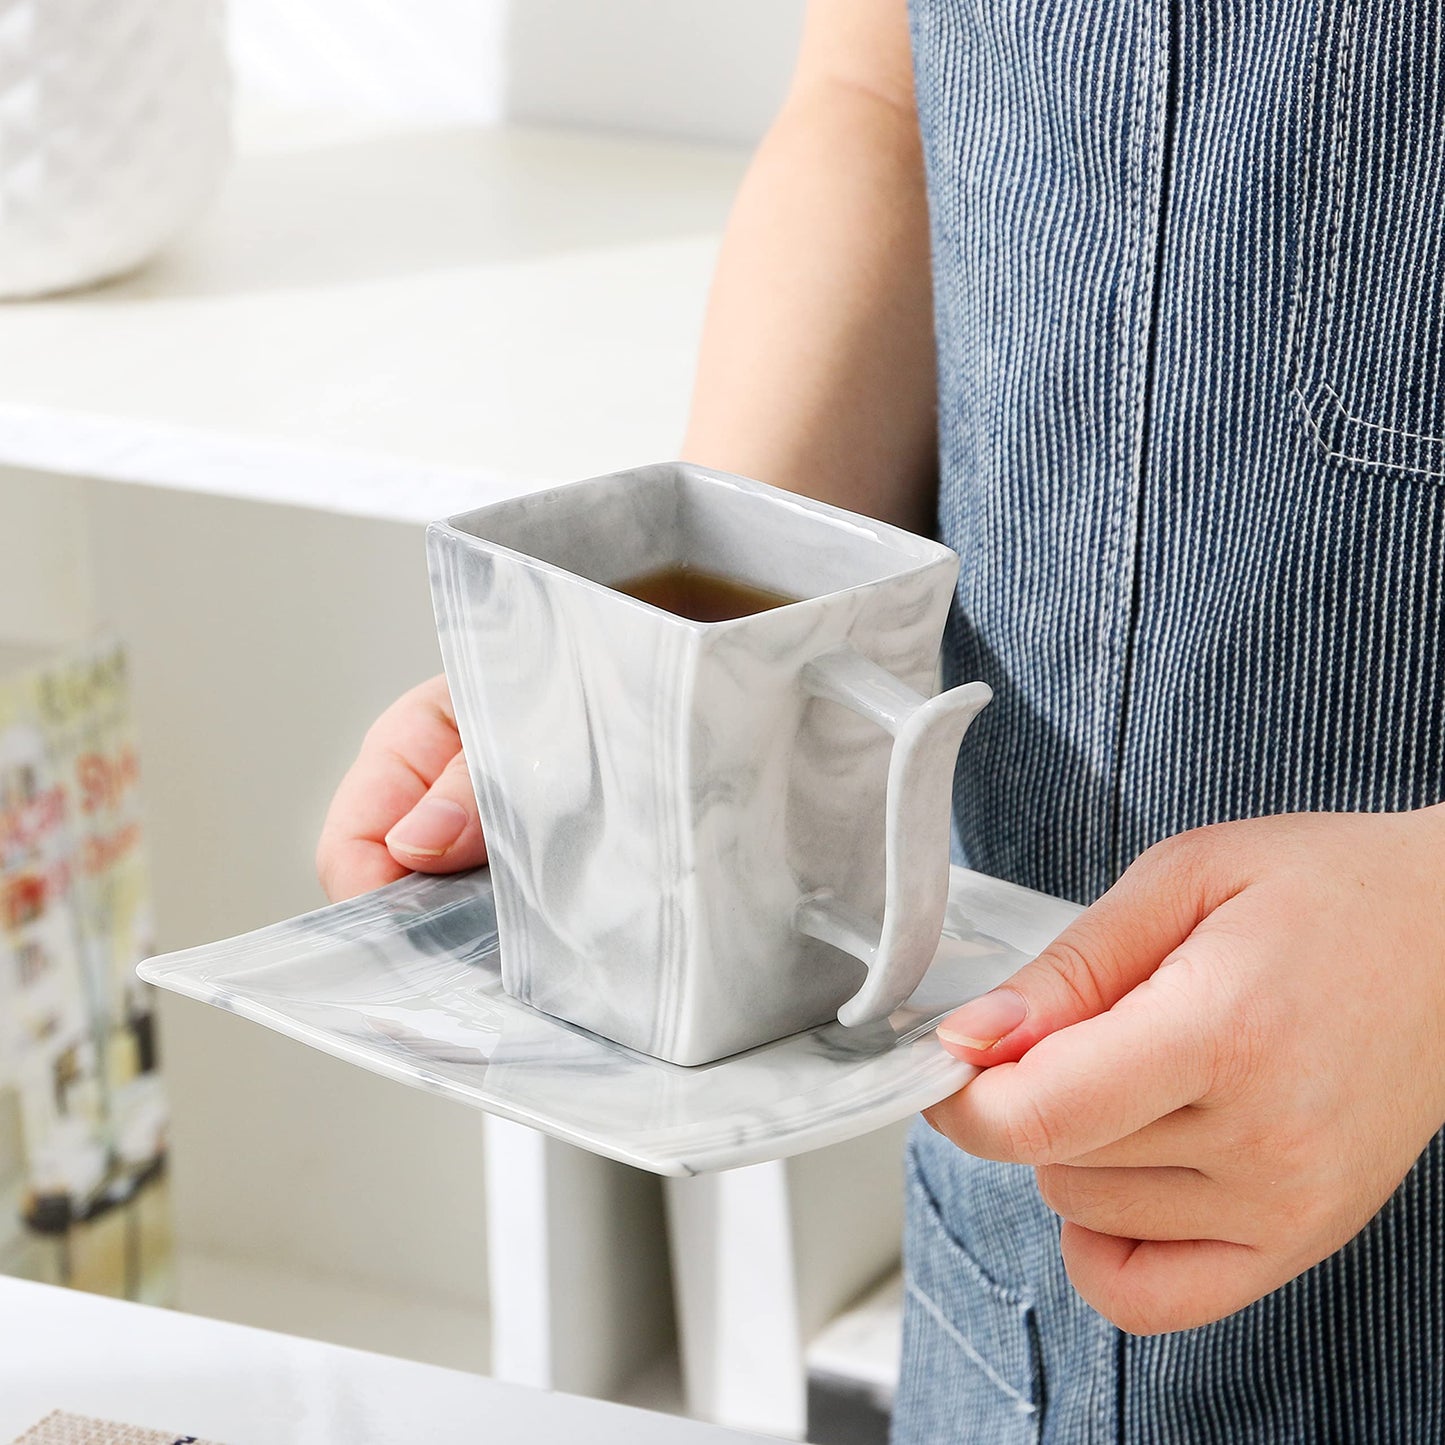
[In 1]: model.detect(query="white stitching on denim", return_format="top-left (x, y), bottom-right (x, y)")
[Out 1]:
top-left (1319, 381), bottom-right (1445, 448)
top-left (1097, 0), bottom-right (1164, 878)
top-left (1318, 0), bottom-right (1359, 383)
top-left (1283, 1), bottom-right (1331, 397)
top-left (1292, 382), bottom-right (1445, 479)
top-left (1287, 2), bottom-right (1445, 475)
top-left (905, 1276), bottom-right (1038, 1414)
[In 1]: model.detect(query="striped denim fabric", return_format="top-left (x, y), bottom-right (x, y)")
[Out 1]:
top-left (898, 0), bottom-right (1445, 1439)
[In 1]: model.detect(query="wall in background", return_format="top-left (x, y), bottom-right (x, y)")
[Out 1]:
top-left (504, 1), bottom-right (804, 146)
top-left (0, 477), bottom-right (90, 649)
top-left (228, 0), bottom-right (509, 124)
top-left (228, 0), bottom-right (804, 145)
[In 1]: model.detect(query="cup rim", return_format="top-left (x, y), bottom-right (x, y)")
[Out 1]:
top-left (430, 462), bottom-right (956, 632)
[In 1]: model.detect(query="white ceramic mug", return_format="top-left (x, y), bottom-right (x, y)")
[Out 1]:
top-left (428, 464), bottom-right (990, 1065)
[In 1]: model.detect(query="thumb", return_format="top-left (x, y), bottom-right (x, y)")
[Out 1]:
top-left (937, 837), bottom-right (1229, 1065)
top-left (384, 750), bottom-right (488, 874)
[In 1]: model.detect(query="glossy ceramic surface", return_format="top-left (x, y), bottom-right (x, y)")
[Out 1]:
top-left (137, 867), bottom-right (1078, 1176)
top-left (429, 464), bottom-right (991, 1064)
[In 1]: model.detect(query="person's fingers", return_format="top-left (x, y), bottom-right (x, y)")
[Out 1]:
top-left (384, 748), bottom-right (487, 874)
top-left (317, 836), bottom-right (414, 903)
top-left (1059, 1225), bottom-right (1278, 1335)
top-left (1034, 1164), bottom-right (1228, 1243)
top-left (317, 676), bottom-right (480, 902)
top-left (936, 829), bottom-right (1247, 1065)
top-left (1056, 1106), bottom-right (1212, 1170)
top-left (927, 926), bottom-right (1236, 1163)
top-left (317, 736), bottom-right (428, 902)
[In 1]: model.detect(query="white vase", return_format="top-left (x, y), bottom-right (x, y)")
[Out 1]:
top-left (0, 0), bottom-right (230, 298)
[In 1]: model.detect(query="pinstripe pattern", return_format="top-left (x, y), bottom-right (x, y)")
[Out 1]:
top-left (898, 0), bottom-right (1445, 1439)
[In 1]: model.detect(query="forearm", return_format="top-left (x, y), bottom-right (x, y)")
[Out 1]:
top-left (682, 5), bottom-right (938, 535)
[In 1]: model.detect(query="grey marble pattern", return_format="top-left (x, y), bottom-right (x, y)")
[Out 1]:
top-left (429, 464), bottom-right (992, 1065)
top-left (137, 866), bottom-right (1079, 1177)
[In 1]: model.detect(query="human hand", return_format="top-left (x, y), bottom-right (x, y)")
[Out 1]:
top-left (924, 807), bottom-right (1445, 1334)
top-left (316, 674), bottom-right (486, 902)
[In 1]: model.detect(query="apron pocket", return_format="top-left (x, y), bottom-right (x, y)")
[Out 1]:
top-left (1290, 2), bottom-right (1445, 481)
top-left (893, 1149), bottom-right (1044, 1444)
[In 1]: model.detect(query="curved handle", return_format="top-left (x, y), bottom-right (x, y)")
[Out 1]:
top-left (795, 647), bottom-right (992, 1027)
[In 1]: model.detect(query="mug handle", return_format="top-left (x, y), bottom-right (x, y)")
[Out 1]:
top-left (795, 646), bottom-right (992, 1027)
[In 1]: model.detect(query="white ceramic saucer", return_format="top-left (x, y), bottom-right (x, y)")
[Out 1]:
top-left (138, 868), bottom-right (1077, 1176)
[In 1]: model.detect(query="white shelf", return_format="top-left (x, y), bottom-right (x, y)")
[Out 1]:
top-left (0, 106), bottom-right (747, 523)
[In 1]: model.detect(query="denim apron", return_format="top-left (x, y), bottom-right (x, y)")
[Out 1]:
top-left (899, 1), bottom-right (1445, 1440)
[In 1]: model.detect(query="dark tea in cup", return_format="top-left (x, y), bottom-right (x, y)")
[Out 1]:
top-left (611, 565), bottom-right (798, 622)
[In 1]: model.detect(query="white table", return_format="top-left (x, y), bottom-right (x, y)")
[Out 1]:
top-left (0, 1277), bottom-right (771, 1445)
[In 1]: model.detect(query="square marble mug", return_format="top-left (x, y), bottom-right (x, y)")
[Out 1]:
top-left (428, 463), bottom-right (991, 1066)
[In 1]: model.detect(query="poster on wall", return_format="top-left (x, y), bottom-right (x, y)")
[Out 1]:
top-left (0, 640), bottom-right (169, 1303)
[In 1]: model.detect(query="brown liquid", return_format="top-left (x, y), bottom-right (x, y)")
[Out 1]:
top-left (611, 564), bottom-right (799, 622)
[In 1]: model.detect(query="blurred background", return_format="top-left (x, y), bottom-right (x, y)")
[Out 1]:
top-left (0, 3), bottom-right (913, 1440)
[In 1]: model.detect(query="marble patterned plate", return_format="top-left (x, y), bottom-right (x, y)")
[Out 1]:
top-left (138, 868), bottom-right (1078, 1176)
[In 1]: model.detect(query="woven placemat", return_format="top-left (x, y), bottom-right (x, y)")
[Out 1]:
top-left (10, 1411), bottom-right (226, 1445)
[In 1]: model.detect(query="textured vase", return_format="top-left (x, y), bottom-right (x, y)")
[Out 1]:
top-left (0, 0), bottom-right (230, 298)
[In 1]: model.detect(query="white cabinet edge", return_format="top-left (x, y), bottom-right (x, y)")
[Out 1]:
top-left (0, 402), bottom-right (548, 524)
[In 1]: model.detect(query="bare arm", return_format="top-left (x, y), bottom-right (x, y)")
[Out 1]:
top-left (683, 0), bottom-right (939, 536)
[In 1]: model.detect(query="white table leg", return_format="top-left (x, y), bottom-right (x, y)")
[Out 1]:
top-left (665, 1122), bottom-right (912, 1439)
top-left (485, 1116), bottom-right (674, 1399)
top-left (666, 1161), bottom-right (807, 1439)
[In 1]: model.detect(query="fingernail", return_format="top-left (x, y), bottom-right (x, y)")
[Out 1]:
top-left (936, 988), bottom-right (1027, 1050)
top-left (386, 798), bottom-right (468, 857)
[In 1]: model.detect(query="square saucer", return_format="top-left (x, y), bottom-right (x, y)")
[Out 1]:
top-left (138, 868), bottom-right (1077, 1176)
